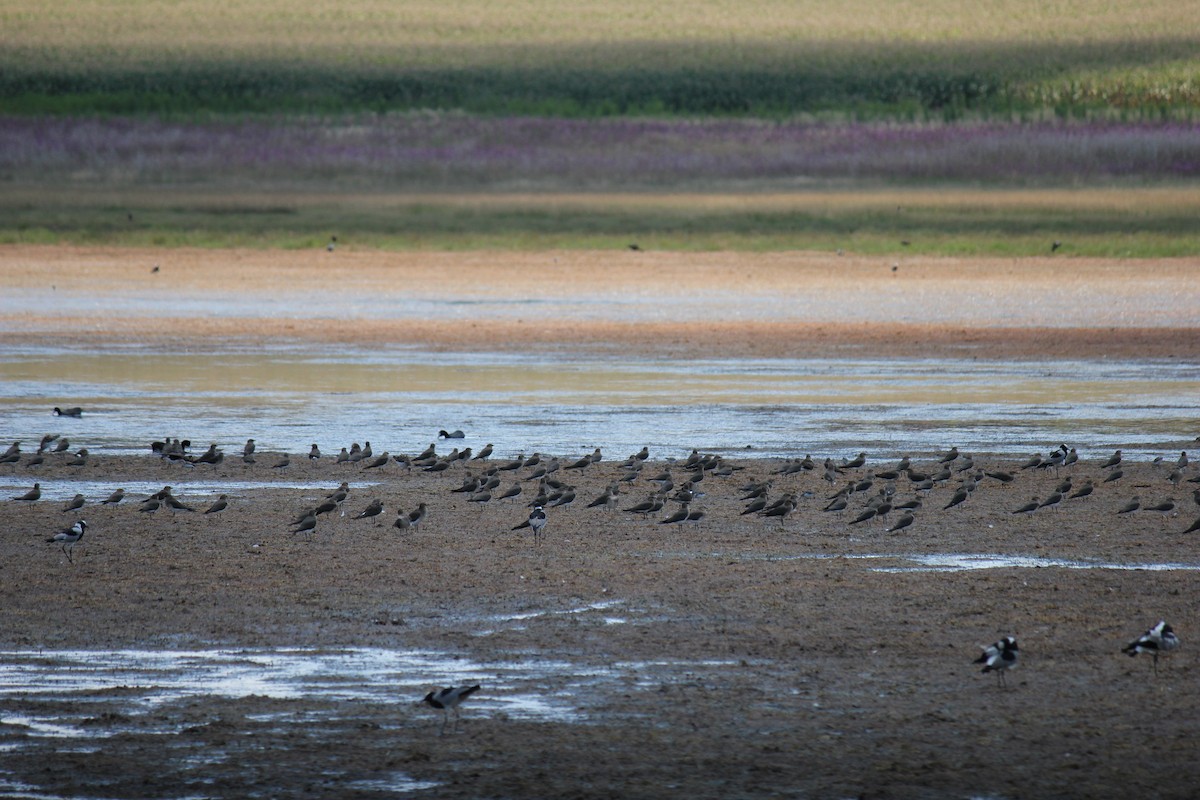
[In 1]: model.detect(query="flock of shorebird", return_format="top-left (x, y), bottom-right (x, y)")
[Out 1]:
top-left (6, 425), bottom-right (1196, 717)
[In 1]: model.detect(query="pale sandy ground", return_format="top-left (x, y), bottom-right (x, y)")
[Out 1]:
top-left (3, 245), bottom-right (1199, 359)
top-left (2, 246), bottom-right (1200, 798)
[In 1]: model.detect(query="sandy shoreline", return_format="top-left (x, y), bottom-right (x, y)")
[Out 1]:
top-left (4, 245), bottom-right (1199, 360)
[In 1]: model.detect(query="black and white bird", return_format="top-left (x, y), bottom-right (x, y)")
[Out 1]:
top-left (512, 505), bottom-right (548, 543)
top-left (1122, 620), bottom-right (1180, 673)
top-left (309, 443), bottom-right (322, 460)
top-left (48, 520), bottom-right (88, 563)
top-left (355, 499), bottom-right (385, 525)
top-left (422, 684), bottom-right (481, 734)
top-left (53, 406), bottom-right (83, 417)
top-left (974, 636), bottom-right (1019, 687)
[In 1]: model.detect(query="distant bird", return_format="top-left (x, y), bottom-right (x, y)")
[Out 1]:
top-left (309, 444), bottom-right (322, 460)
top-left (37, 434), bottom-right (58, 454)
top-left (943, 487), bottom-right (970, 510)
top-left (1123, 621), bottom-right (1180, 674)
top-left (67, 449), bottom-right (88, 467)
top-left (974, 636), bottom-right (1019, 687)
top-left (1068, 480), bottom-right (1094, 501)
top-left (1144, 498), bottom-right (1177, 517)
top-left (243, 439), bottom-right (256, 459)
top-left (939, 446), bottom-right (960, 464)
top-left (53, 437), bottom-right (70, 453)
top-left (48, 520), bottom-right (88, 563)
top-left (1117, 496), bottom-right (1141, 514)
top-left (1102, 469), bottom-right (1124, 484)
top-left (659, 503), bottom-right (692, 525)
top-left (61, 493), bottom-right (85, 513)
top-left (1051, 240), bottom-right (1062, 252)
top-left (886, 513), bottom-right (915, 533)
top-left (439, 429), bottom-right (465, 439)
top-left (408, 503), bottom-right (428, 532)
top-left (422, 684), bottom-right (481, 734)
top-left (1177, 451), bottom-right (1189, 469)
top-left (1011, 497), bottom-right (1039, 515)
top-left (473, 444), bottom-right (494, 461)
top-left (100, 488), bottom-right (125, 505)
top-left (272, 454), bottom-right (291, 470)
top-left (13, 483), bottom-right (41, 502)
top-left (1101, 450), bottom-right (1123, 469)
top-left (498, 483), bottom-right (523, 502)
top-left (204, 495), bottom-right (229, 514)
top-left (326, 235), bottom-right (337, 252)
top-left (1038, 492), bottom-right (1063, 512)
top-left (292, 514), bottom-right (317, 537)
top-left (849, 507), bottom-right (877, 526)
top-left (138, 498), bottom-right (161, 515)
top-left (363, 453), bottom-right (390, 470)
top-left (842, 452), bottom-right (867, 470)
top-left (53, 406), bottom-right (83, 417)
top-left (513, 506), bottom-right (548, 543)
top-left (1180, 516), bottom-right (1200, 534)
top-left (392, 512), bottom-right (411, 532)
top-left (355, 499), bottom-right (385, 525)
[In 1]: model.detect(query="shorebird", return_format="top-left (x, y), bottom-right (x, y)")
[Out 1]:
top-left (408, 503), bottom-right (428, 532)
top-left (587, 484), bottom-right (619, 510)
top-left (1123, 621), bottom-right (1180, 674)
top-left (938, 446), bottom-right (960, 464)
top-left (498, 483), bottom-right (523, 502)
top-left (849, 507), bottom-right (877, 526)
top-left (1116, 496), bottom-right (1141, 514)
top-left (336, 448), bottom-right (350, 463)
top-left (393, 512), bottom-right (411, 532)
top-left (272, 454), bottom-right (291, 470)
top-left (37, 434), bottom-right (58, 453)
top-left (943, 486), bottom-right (970, 510)
top-left (355, 499), bottom-right (385, 525)
top-left (363, 453), bottom-right (390, 470)
top-left (204, 495), bottom-right (229, 514)
top-left (1180, 516), bottom-right (1200, 534)
top-left (473, 443), bottom-right (494, 461)
top-left (53, 437), bottom-right (70, 453)
top-left (53, 406), bottom-right (83, 417)
top-left (886, 512), bottom-right (915, 533)
top-left (1144, 498), bottom-right (1177, 517)
top-left (13, 483), bottom-right (41, 502)
top-left (1011, 497), bottom-right (1039, 515)
top-left (513, 506), bottom-right (548, 543)
top-left (138, 498), bottom-right (161, 515)
top-left (291, 513), bottom-right (317, 538)
top-left (100, 488), bottom-right (125, 505)
top-left (1038, 491), bottom-right (1063, 512)
top-left (61, 493), bottom-right (85, 513)
top-left (1101, 450), bottom-right (1123, 469)
top-left (422, 684), bottom-right (481, 734)
top-left (163, 494), bottom-right (195, 514)
top-left (0, 444), bottom-right (19, 464)
top-left (842, 452), bottom-right (867, 470)
top-left (974, 636), bottom-right (1019, 687)
top-left (243, 439), bottom-right (256, 459)
top-left (1177, 451), bottom-right (1189, 470)
top-left (659, 503), bottom-right (692, 525)
top-left (48, 520), bottom-right (88, 562)
top-left (1068, 480), bottom-right (1094, 501)
top-left (1102, 468), bottom-right (1124, 484)
top-left (309, 444), bottom-right (322, 460)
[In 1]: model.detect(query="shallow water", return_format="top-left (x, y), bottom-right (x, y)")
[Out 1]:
top-left (1, 343), bottom-right (1196, 462)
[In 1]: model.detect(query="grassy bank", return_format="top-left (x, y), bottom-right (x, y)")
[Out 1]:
top-left (4, 186), bottom-right (1199, 256)
top-left (2, 1), bottom-right (1198, 119)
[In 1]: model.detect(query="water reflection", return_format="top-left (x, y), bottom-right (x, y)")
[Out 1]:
top-left (1, 344), bottom-right (1196, 460)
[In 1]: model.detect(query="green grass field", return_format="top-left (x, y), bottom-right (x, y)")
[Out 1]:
top-left (2, 0), bottom-right (1198, 118)
top-left (5, 186), bottom-right (1199, 257)
top-left (3, 1), bottom-right (1199, 254)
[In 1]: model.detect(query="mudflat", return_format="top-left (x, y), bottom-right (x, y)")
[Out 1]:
top-left (2, 448), bottom-right (1199, 799)
top-left (2, 245), bottom-right (1199, 798)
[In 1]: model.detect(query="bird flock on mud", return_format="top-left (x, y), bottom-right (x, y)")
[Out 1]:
top-left (5, 415), bottom-right (1197, 722)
